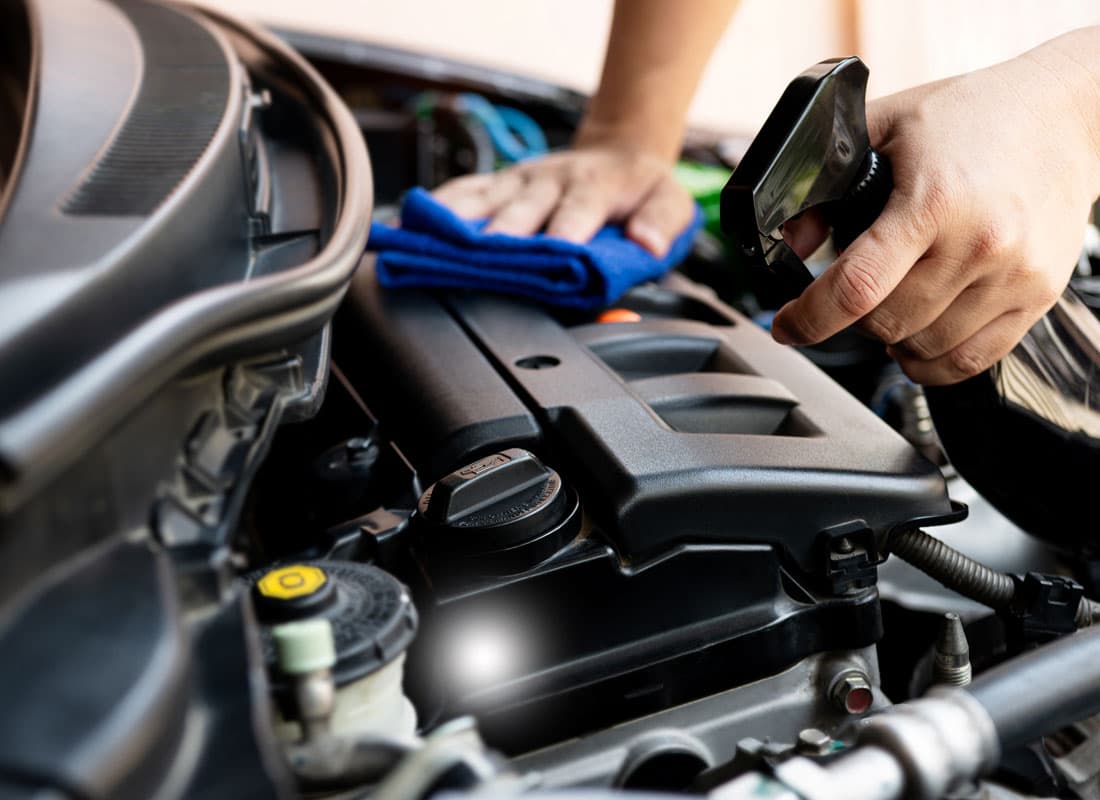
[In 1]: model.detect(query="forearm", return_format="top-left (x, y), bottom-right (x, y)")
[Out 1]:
top-left (576, 0), bottom-right (739, 162)
top-left (1020, 26), bottom-right (1100, 195)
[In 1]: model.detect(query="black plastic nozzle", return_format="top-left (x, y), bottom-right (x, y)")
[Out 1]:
top-left (721, 57), bottom-right (892, 299)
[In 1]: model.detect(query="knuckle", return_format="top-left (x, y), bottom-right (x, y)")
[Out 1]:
top-left (1003, 262), bottom-right (1033, 289)
top-left (568, 161), bottom-right (603, 186)
top-left (832, 255), bottom-right (886, 319)
top-left (1004, 261), bottom-right (1060, 308)
top-left (476, 180), bottom-right (503, 200)
top-left (919, 172), bottom-right (954, 225)
top-left (970, 218), bottom-right (1018, 260)
top-left (907, 282), bottom-right (940, 314)
top-left (947, 345), bottom-right (989, 379)
top-left (1032, 270), bottom-right (1064, 308)
top-left (897, 166), bottom-right (959, 231)
top-left (861, 306), bottom-right (906, 344)
top-left (900, 331), bottom-right (938, 361)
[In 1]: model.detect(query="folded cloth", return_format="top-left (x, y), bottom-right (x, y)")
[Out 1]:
top-left (368, 187), bottom-right (703, 310)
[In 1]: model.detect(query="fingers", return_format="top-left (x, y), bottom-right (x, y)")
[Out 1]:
top-left (433, 147), bottom-right (686, 250)
top-left (483, 177), bottom-right (563, 236)
top-left (890, 309), bottom-right (1031, 385)
top-left (771, 193), bottom-right (936, 345)
top-left (625, 174), bottom-right (696, 256)
top-left (432, 170), bottom-right (525, 219)
top-left (544, 179), bottom-right (616, 245)
top-left (781, 209), bottom-right (829, 259)
top-left (856, 252), bottom-right (966, 345)
top-left (890, 281), bottom-right (1012, 361)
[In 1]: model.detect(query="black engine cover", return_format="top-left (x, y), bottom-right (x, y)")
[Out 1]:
top-left (340, 267), bottom-right (952, 570)
top-left (336, 265), bottom-right (955, 751)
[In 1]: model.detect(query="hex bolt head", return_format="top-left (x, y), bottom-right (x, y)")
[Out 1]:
top-left (797, 728), bottom-right (832, 755)
top-left (830, 670), bottom-right (874, 715)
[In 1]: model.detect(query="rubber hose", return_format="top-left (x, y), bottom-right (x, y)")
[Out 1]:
top-left (890, 529), bottom-right (1016, 609)
top-left (967, 623), bottom-right (1100, 750)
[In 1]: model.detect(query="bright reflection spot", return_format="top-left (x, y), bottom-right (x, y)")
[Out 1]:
top-left (447, 616), bottom-right (526, 688)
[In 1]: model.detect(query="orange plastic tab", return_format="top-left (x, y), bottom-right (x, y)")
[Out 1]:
top-left (596, 308), bottom-right (642, 324)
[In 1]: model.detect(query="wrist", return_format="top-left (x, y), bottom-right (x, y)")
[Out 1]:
top-left (573, 112), bottom-right (683, 164)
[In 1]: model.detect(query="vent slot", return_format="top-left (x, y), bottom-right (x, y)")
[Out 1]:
top-left (630, 373), bottom-right (813, 436)
top-left (586, 334), bottom-right (727, 381)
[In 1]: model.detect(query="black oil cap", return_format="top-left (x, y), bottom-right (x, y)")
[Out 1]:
top-left (416, 449), bottom-right (580, 571)
top-left (246, 560), bottom-right (417, 687)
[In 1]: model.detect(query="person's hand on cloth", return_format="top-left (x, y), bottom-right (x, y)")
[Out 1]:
top-left (431, 133), bottom-right (695, 258)
top-left (776, 27), bottom-right (1100, 385)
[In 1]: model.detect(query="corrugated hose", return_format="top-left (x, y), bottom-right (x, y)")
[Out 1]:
top-left (890, 528), bottom-right (1100, 627)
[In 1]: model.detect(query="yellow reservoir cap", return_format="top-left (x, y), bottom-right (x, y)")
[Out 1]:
top-left (257, 564), bottom-right (327, 600)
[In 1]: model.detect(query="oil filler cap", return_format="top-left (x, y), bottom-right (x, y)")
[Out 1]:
top-left (417, 448), bottom-right (580, 572)
top-left (246, 560), bottom-right (417, 688)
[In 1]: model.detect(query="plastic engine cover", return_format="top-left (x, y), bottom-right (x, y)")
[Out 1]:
top-left (336, 266), bottom-right (956, 752)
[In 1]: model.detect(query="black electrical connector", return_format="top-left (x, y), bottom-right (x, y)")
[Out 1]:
top-left (820, 523), bottom-right (878, 595)
top-left (1008, 572), bottom-right (1085, 643)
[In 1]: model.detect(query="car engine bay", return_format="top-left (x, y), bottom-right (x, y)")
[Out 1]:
top-left (4, 2), bottom-right (1100, 799)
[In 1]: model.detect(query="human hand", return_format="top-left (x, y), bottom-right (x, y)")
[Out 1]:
top-left (773, 37), bottom-right (1100, 385)
top-left (432, 142), bottom-right (695, 258)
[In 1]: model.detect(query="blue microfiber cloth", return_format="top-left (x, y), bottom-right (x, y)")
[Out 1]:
top-left (368, 187), bottom-right (703, 310)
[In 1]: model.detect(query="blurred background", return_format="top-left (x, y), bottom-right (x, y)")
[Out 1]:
top-left (198, 0), bottom-right (1100, 135)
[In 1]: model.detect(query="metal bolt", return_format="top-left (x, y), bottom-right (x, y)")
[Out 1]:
top-left (796, 728), bottom-right (832, 756)
top-left (834, 537), bottom-right (855, 554)
top-left (830, 670), bottom-right (874, 715)
top-left (933, 612), bottom-right (972, 687)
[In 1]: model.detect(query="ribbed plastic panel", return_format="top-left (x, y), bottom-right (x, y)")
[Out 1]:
top-left (63, 0), bottom-right (230, 216)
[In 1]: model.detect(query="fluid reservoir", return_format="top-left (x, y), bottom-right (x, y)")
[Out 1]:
top-left (247, 560), bottom-right (418, 740)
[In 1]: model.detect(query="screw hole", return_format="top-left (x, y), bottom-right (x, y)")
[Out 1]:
top-left (515, 355), bottom-right (560, 370)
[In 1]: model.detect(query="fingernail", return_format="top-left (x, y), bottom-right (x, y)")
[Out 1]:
top-left (547, 229), bottom-right (588, 244)
top-left (545, 222), bottom-right (590, 244)
top-left (630, 223), bottom-right (669, 257)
